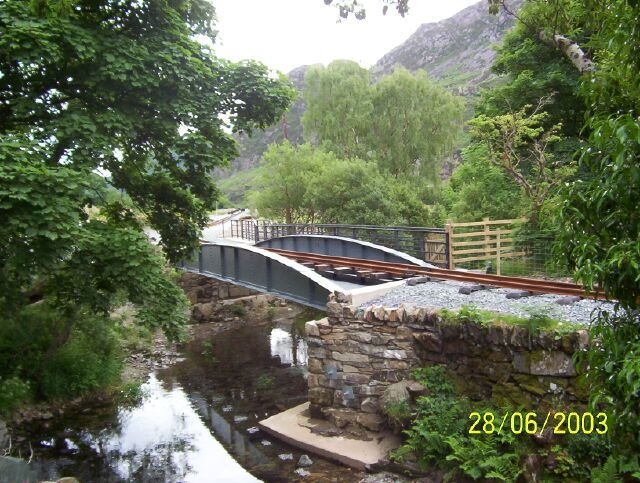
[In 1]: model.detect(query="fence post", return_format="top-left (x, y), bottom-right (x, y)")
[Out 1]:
top-left (445, 222), bottom-right (453, 269)
top-left (254, 223), bottom-right (259, 242)
top-left (496, 230), bottom-right (502, 276)
top-left (483, 217), bottom-right (490, 263)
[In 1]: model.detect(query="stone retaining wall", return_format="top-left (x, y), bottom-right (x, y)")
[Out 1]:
top-left (179, 272), bottom-right (259, 322)
top-left (306, 294), bottom-right (589, 432)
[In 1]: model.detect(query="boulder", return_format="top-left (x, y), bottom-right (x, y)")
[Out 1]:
top-left (380, 380), bottom-right (412, 409)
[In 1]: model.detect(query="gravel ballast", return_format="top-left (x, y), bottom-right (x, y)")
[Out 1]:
top-left (359, 279), bottom-right (615, 325)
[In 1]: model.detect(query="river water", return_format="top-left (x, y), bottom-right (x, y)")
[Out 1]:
top-left (9, 315), bottom-right (364, 482)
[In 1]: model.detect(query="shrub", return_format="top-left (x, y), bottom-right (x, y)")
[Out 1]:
top-left (0, 377), bottom-right (31, 416)
top-left (40, 315), bottom-right (123, 400)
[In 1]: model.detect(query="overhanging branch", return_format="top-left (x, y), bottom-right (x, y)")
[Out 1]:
top-left (539, 32), bottom-right (595, 73)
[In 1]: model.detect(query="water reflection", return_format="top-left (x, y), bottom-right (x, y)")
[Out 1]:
top-left (13, 320), bottom-right (318, 482)
top-left (103, 375), bottom-right (260, 482)
top-left (270, 324), bottom-right (307, 367)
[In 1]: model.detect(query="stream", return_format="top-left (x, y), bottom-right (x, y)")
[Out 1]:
top-left (7, 312), bottom-right (365, 482)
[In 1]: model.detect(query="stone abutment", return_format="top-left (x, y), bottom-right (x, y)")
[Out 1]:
top-left (306, 293), bottom-right (589, 433)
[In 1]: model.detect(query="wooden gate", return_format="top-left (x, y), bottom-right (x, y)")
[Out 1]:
top-left (445, 218), bottom-right (527, 275)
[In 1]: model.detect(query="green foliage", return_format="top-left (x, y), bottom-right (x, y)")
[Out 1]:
top-left (583, 310), bottom-right (640, 451)
top-left (200, 340), bottom-right (218, 364)
top-left (0, 0), bottom-right (294, 403)
top-left (547, 0), bottom-right (640, 460)
top-left (255, 374), bottom-right (275, 392)
top-left (303, 63), bottom-right (463, 181)
top-left (248, 142), bottom-right (325, 224)
top-left (393, 366), bottom-right (468, 467)
top-left (249, 142), bottom-right (434, 226)
top-left (114, 315), bottom-right (154, 354)
top-left (469, 99), bottom-right (575, 225)
top-left (441, 145), bottom-right (526, 222)
top-left (266, 305), bottom-right (277, 321)
top-left (40, 315), bottom-right (123, 399)
top-left (538, 444), bottom-right (588, 480)
top-left (0, 301), bottom-right (126, 404)
top-left (383, 399), bottom-right (411, 431)
top-left (229, 304), bottom-right (247, 317)
top-left (303, 61), bottom-right (373, 159)
top-left (368, 68), bottom-right (464, 181)
top-left (0, 376), bottom-right (31, 416)
top-left (446, 431), bottom-right (522, 482)
top-left (217, 167), bottom-right (261, 206)
top-left (481, 13), bottom-right (584, 139)
top-left (412, 365), bottom-right (456, 397)
top-left (0, 0), bottom-right (293, 263)
top-left (393, 393), bottom-right (470, 468)
top-left (116, 381), bottom-right (149, 408)
top-left (437, 305), bottom-right (574, 335)
top-left (558, 113), bottom-right (640, 308)
top-left (567, 432), bottom-right (612, 469)
top-left (590, 455), bottom-right (640, 483)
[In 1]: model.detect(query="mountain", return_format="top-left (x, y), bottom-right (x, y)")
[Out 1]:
top-left (372, 0), bottom-right (521, 93)
top-left (216, 65), bottom-right (308, 181)
top-left (217, 1), bottom-right (521, 203)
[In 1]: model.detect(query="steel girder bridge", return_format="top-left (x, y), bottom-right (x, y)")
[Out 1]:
top-left (180, 235), bottom-right (431, 309)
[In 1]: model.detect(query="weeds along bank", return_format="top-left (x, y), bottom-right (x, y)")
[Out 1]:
top-left (0, 273), bottom-right (272, 421)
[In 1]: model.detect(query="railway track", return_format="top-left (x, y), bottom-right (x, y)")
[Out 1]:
top-left (265, 248), bottom-right (606, 300)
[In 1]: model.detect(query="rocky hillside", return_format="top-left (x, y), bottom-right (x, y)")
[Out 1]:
top-left (216, 65), bottom-right (308, 179)
top-left (372, 0), bottom-right (521, 92)
top-left (218, 0), bottom-right (521, 198)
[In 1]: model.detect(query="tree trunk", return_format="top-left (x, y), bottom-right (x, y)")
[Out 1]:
top-left (538, 32), bottom-right (595, 72)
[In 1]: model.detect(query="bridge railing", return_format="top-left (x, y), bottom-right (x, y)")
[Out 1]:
top-left (230, 220), bottom-right (449, 267)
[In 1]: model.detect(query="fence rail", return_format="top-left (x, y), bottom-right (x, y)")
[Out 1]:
top-left (445, 218), bottom-right (563, 277)
top-left (230, 220), bottom-right (449, 267)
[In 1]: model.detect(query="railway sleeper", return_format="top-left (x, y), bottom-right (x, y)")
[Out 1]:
top-left (459, 284), bottom-right (498, 295)
top-left (506, 290), bottom-right (544, 299)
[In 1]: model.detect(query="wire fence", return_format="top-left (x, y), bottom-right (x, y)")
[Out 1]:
top-left (230, 220), bottom-right (450, 267)
top-left (446, 218), bottom-right (568, 278)
top-left (230, 218), bottom-right (568, 277)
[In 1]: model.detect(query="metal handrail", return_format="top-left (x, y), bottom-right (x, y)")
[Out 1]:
top-left (230, 220), bottom-right (449, 268)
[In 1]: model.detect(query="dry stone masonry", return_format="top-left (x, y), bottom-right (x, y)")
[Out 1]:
top-left (179, 272), bottom-right (258, 323)
top-left (306, 293), bottom-right (589, 433)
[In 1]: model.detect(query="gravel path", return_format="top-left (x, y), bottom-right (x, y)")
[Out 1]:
top-left (360, 279), bottom-right (615, 325)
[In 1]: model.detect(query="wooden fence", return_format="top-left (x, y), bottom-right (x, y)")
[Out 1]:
top-left (445, 218), bottom-right (527, 275)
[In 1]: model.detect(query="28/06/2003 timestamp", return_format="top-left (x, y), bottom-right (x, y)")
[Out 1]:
top-left (468, 411), bottom-right (608, 435)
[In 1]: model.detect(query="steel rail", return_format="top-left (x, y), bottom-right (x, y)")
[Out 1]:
top-left (264, 248), bottom-right (607, 300)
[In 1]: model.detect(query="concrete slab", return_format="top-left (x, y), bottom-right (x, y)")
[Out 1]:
top-left (348, 279), bottom-right (407, 306)
top-left (259, 403), bottom-right (401, 471)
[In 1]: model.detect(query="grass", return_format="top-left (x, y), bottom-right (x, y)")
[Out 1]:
top-left (437, 305), bottom-right (584, 334)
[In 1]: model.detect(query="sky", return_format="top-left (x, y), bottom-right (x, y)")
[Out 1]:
top-left (212, 0), bottom-right (481, 74)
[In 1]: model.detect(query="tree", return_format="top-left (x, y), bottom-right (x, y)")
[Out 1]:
top-left (302, 61), bottom-right (373, 159)
top-left (0, 0), bottom-right (294, 396)
top-left (249, 142), bottom-right (432, 226)
top-left (484, 0), bottom-right (640, 456)
top-left (303, 64), bottom-right (463, 181)
top-left (322, 0), bottom-right (409, 19)
top-left (441, 145), bottom-right (526, 222)
top-left (469, 96), bottom-right (575, 224)
top-left (248, 142), bottom-right (325, 224)
top-left (369, 68), bottom-right (463, 180)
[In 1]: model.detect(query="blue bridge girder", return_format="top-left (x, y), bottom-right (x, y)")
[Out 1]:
top-left (255, 235), bottom-right (434, 268)
top-left (180, 241), bottom-right (345, 310)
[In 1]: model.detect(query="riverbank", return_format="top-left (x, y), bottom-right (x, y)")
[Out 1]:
top-left (3, 285), bottom-right (424, 482)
